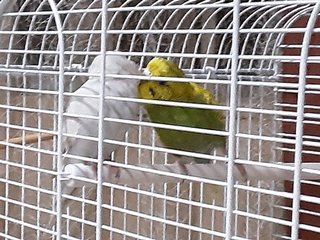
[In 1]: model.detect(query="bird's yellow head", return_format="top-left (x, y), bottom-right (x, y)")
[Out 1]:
top-left (144, 57), bottom-right (184, 78)
top-left (138, 57), bottom-right (194, 102)
top-left (138, 80), bottom-right (174, 100)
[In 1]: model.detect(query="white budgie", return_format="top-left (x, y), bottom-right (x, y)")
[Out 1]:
top-left (63, 54), bottom-right (141, 167)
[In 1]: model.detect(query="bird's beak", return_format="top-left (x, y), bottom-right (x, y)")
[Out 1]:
top-left (143, 68), bottom-right (151, 76)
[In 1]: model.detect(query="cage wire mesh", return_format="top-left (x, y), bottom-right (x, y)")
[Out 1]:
top-left (0, 0), bottom-right (319, 239)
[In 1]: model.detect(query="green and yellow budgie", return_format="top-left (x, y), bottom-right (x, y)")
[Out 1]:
top-left (138, 57), bottom-right (226, 164)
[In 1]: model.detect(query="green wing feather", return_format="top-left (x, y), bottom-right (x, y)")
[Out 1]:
top-left (145, 104), bottom-right (225, 154)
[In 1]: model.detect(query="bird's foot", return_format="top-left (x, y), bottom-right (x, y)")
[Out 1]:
top-left (235, 163), bottom-right (248, 182)
top-left (176, 161), bottom-right (189, 184)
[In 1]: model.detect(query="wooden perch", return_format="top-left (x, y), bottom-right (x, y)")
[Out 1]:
top-left (62, 162), bottom-right (320, 193)
top-left (0, 133), bottom-right (54, 150)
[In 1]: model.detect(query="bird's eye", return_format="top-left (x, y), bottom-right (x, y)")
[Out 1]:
top-left (149, 87), bottom-right (155, 97)
top-left (159, 81), bottom-right (168, 86)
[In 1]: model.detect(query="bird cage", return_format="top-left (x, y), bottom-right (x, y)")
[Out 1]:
top-left (0, 0), bottom-right (319, 239)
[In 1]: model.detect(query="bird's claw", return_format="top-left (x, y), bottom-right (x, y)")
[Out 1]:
top-left (177, 161), bottom-right (189, 184)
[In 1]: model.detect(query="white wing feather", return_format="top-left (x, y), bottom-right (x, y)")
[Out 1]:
top-left (63, 54), bottom-right (141, 165)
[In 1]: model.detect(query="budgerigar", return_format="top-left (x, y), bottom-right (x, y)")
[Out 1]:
top-left (63, 54), bottom-right (141, 167)
top-left (138, 57), bottom-right (226, 164)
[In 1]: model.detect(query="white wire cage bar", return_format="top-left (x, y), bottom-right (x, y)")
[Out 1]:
top-left (0, 0), bottom-right (319, 239)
